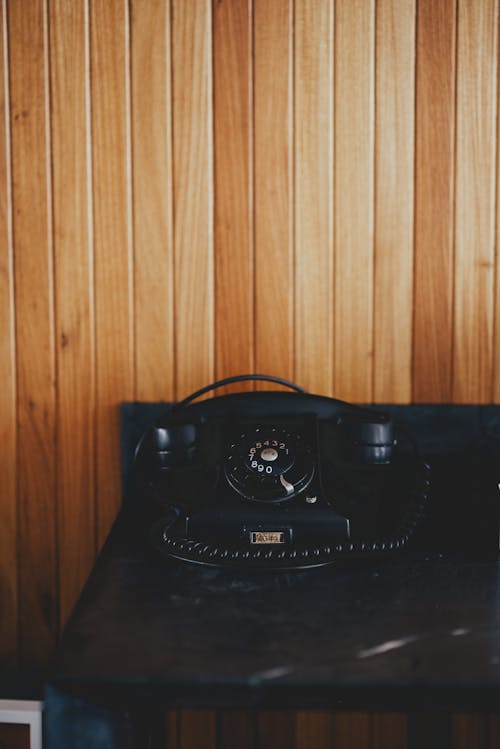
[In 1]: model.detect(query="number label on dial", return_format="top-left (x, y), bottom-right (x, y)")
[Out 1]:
top-left (251, 461), bottom-right (273, 474)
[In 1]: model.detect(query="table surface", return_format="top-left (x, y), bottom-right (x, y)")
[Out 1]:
top-left (48, 405), bottom-right (500, 711)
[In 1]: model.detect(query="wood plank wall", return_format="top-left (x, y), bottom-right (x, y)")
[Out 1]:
top-left (0, 0), bottom-right (499, 746)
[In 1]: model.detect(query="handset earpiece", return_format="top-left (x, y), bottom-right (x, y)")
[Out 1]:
top-left (348, 416), bottom-right (395, 464)
top-left (153, 423), bottom-right (198, 469)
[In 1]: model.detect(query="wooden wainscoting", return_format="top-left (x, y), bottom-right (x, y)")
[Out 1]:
top-left (0, 0), bottom-right (499, 745)
top-left (156, 710), bottom-right (500, 749)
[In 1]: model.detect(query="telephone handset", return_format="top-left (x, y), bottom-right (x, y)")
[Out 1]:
top-left (133, 375), bottom-right (430, 569)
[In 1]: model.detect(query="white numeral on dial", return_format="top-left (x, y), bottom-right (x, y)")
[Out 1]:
top-left (251, 460), bottom-right (273, 474)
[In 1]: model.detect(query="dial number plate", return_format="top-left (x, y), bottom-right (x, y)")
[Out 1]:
top-left (225, 426), bottom-right (314, 502)
top-left (246, 437), bottom-right (293, 477)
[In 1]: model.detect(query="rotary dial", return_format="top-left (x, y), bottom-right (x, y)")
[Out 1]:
top-left (225, 427), bottom-right (314, 502)
top-left (244, 436), bottom-right (294, 478)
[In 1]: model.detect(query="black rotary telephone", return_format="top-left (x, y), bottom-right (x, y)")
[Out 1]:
top-left (133, 375), bottom-right (430, 569)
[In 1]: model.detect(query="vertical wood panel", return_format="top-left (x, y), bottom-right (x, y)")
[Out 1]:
top-left (487, 714), bottom-right (500, 747)
top-left (50, 0), bottom-right (95, 628)
top-left (214, 0), bottom-right (253, 391)
top-left (374, 0), bottom-right (415, 403)
top-left (452, 0), bottom-right (498, 403)
top-left (257, 711), bottom-right (296, 749)
top-left (452, 713), bottom-right (488, 749)
top-left (0, 0), bottom-right (17, 665)
top-left (8, 0), bottom-right (57, 663)
top-left (333, 712), bottom-right (372, 748)
top-left (254, 0), bottom-right (294, 387)
top-left (494, 26), bottom-right (500, 405)
top-left (178, 710), bottom-right (216, 749)
top-left (296, 711), bottom-right (334, 748)
top-left (413, 0), bottom-right (456, 403)
top-left (172, 0), bottom-right (213, 401)
top-left (165, 710), bottom-right (178, 748)
top-left (132, 0), bottom-right (174, 403)
top-left (218, 710), bottom-right (256, 749)
top-left (334, 0), bottom-right (375, 402)
top-left (372, 713), bottom-right (407, 749)
top-left (295, 0), bottom-right (333, 395)
top-left (173, 0), bottom-right (215, 696)
top-left (91, 0), bottom-right (134, 548)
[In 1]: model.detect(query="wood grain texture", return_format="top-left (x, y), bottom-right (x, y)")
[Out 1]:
top-left (374, 0), bottom-right (415, 403)
top-left (372, 713), bottom-right (407, 749)
top-left (8, 0), bottom-right (57, 664)
top-left (487, 714), bottom-right (500, 747)
top-left (178, 710), bottom-right (216, 749)
top-left (132, 0), bottom-right (174, 403)
top-left (494, 35), bottom-right (500, 405)
top-left (254, 0), bottom-right (294, 388)
top-left (50, 0), bottom-right (95, 628)
top-left (3, 3), bottom-right (500, 736)
top-left (165, 709), bottom-right (178, 748)
top-left (333, 712), bottom-right (372, 748)
top-left (91, 0), bottom-right (134, 548)
top-left (0, 0), bottom-right (17, 665)
top-left (172, 0), bottom-right (214, 401)
top-left (452, 0), bottom-right (499, 403)
top-left (214, 0), bottom-right (253, 392)
top-left (295, 711), bottom-right (334, 748)
top-left (334, 0), bottom-right (375, 402)
top-left (451, 713), bottom-right (488, 749)
top-left (257, 711), bottom-right (296, 749)
top-left (218, 710), bottom-right (256, 749)
top-left (413, 0), bottom-right (456, 403)
top-left (295, 0), bottom-right (334, 396)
